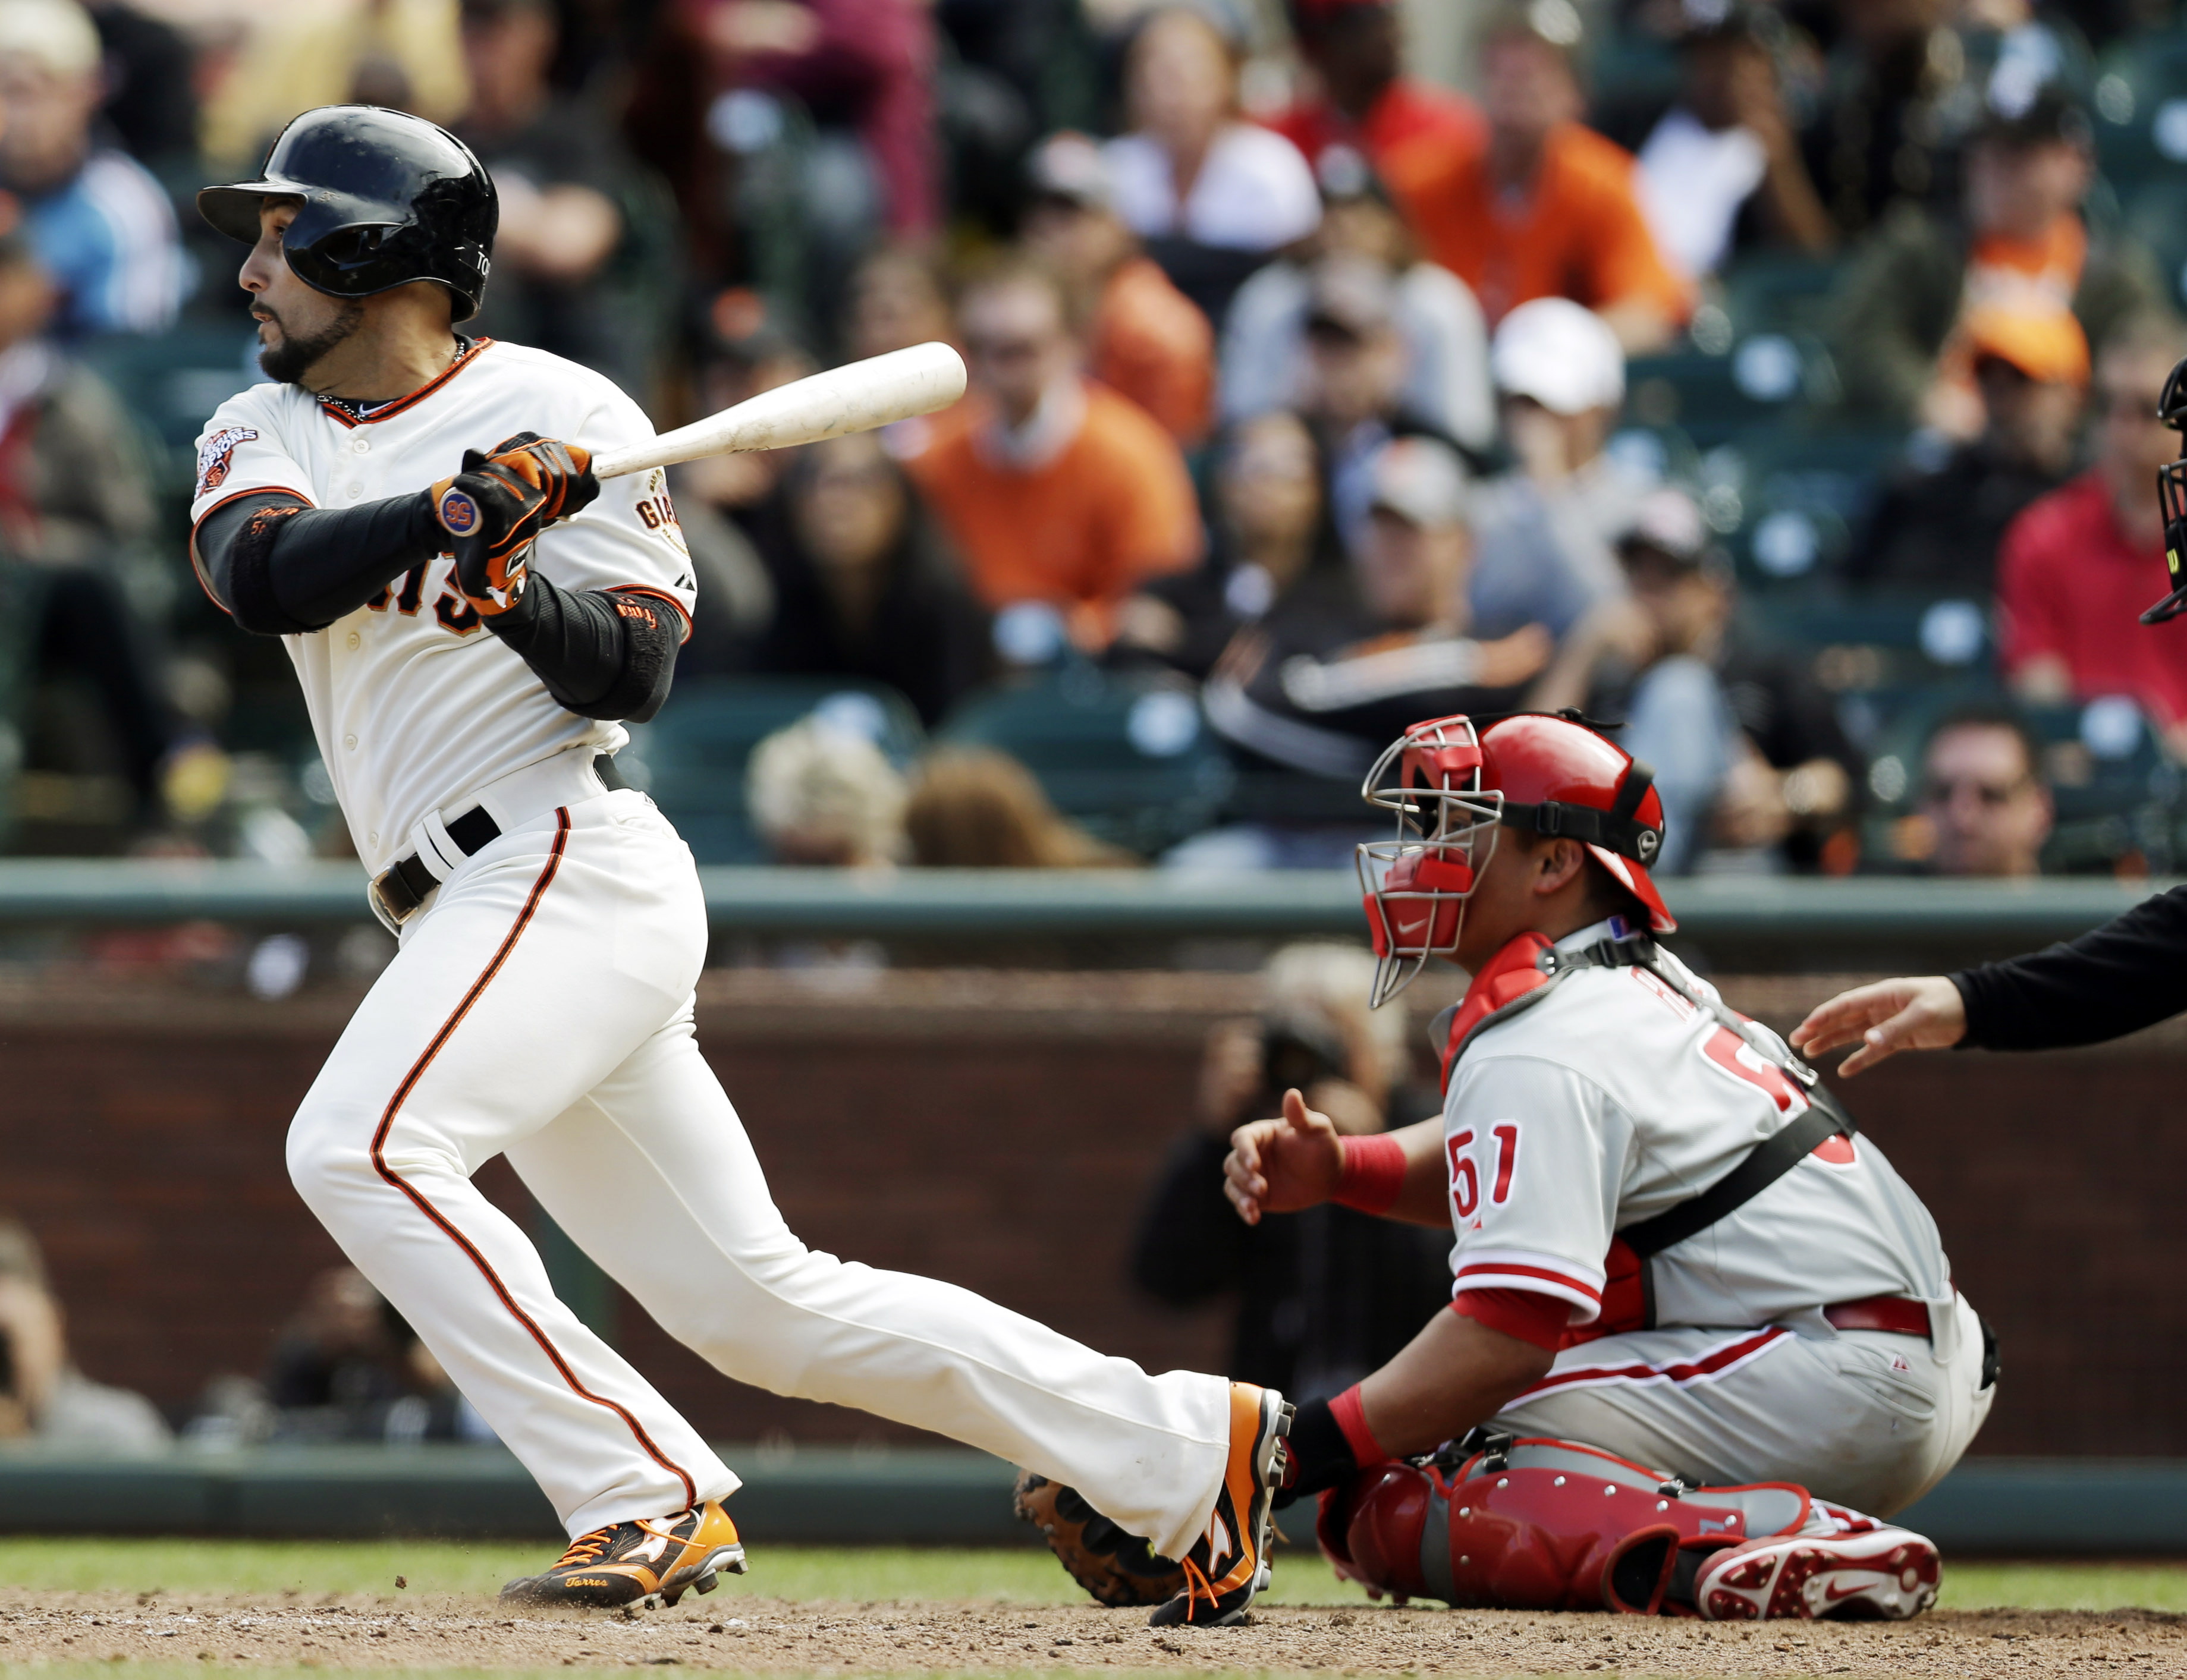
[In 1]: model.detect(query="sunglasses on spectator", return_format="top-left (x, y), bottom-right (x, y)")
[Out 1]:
top-left (1921, 775), bottom-right (2031, 806)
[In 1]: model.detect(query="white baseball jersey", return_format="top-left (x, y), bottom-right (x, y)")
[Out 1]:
top-left (188, 338), bottom-right (696, 874)
top-left (1442, 921), bottom-right (1953, 1333)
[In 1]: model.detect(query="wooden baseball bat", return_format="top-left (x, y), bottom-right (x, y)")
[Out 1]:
top-left (590, 342), bottom-right (966, 481)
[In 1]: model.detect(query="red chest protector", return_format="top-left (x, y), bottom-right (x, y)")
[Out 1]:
top-left (1437, 929), bottom-right (1855, 1348)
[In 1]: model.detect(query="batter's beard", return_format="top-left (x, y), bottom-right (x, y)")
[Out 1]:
top-left (258, 298), bottom-right (366, 385)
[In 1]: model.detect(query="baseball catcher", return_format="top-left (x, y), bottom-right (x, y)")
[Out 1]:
top-left (1030, 712), bottom-right (1995, 1619)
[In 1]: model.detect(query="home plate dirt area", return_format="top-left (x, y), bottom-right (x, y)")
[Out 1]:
top-left (0, 1593), bottom-right (2176, 1676)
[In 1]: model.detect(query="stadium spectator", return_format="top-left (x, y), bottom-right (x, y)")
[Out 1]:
top-left (83, 0), bottom-right (197, 172)
top-left (903, 747), bottom-right (1132, 867)
top-left (1852, 303), bottom-right (2088, 592)
top-left (740, 431), bottom-right (989, 726)
top-left (201, 0), bottom-right (470, 174)
top-left (1999, 315), bottom-right (2187, 753)
top-left (842, 243), bottom-right (956, 363)
top-left (670, 293), bottom-right (811, 675)
top-left (1290, 251), bottom-right (1469, 557)
top-left (0, 1216), bottom-right (167, 1448)
top-left (1262, 0), bottom-right (1484, 181)
top-left (1533, 487), bottom-right (1858, 874)
top-left (1466, 296), bottom-right (1640, 641)
top-left (1912, 704), bottom-right (2054, 876)
top-left (1020, 130), bottom-right (1214, 446)
top-left (455, 0), bottom-right (644, 391)
top-left (1117, 408), bottom-right (1343, 680)
top-left (903, 257), bottom-right (1201, 654)
top-left (693, 0), bottom-right (939, 241)
top-left (1384, 1), bottom-right (1689, 353)
top-left (1189, 437), bottom-right (1553, 868)
top-left (1828, 87), bottom-right (2161, 429)
top-left (1634, 2), bottom-right (1834, 279)
top-left (0, 232), bottom-right (186, 833)
top-left (678, 290), bottom-right (818, 521)
top-left (256, 1265), bottom-right (485, 1444)
top-left (1129, 941), bottom-right (1451, 1399)
top-left (1799, 0), bottom-right (1972, 240)
top-left (1220, 144), bottom-right (1494, 454)
top-left (0, 0), bottom-right (178, 337)
top-left (747, 715), bottom-right (907, 867)
top-left (1101, 6), bottom-right (1321, 323)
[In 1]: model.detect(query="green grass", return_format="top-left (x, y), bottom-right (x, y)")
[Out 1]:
top-left (0, 1539), bottom-right (2176, 1613)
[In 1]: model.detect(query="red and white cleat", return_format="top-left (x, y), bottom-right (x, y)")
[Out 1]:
top-left (1695, 1527), bottom-right (1941, 1621)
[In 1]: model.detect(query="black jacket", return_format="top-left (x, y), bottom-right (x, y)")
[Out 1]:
top-left (1954, 885), bottom-right (2187, 1049)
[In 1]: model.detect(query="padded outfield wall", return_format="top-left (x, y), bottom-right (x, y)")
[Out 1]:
top-left (0, 960), bottom-right (2172, 1458)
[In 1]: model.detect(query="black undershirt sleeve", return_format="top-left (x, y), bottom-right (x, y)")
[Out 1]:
top-left (196, 488), bottom-right (681, 722)
top-left (1950, 884), bottom-right (2187, 1050)
top-left (195, 489), bottom-right (445, 634)
top-left (486, 577), bottom-right (681, 722)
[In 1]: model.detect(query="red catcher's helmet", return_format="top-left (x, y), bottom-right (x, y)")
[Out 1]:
top-left (1357, 713), bottom-right (1673, 1005)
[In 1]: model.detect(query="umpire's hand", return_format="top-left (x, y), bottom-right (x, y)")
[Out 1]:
top-left (1790, 976), bottom-right (1967, 1076)
top-left (1224, 1088), bottom-right (1343, 1225)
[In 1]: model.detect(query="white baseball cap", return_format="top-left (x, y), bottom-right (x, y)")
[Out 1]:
top-left (1368, 436), bottom-right (1469, 529)
top-left (1491, 297), bottom-right (1626, 416)
top-left (0, 0), bottom-right (99, 77)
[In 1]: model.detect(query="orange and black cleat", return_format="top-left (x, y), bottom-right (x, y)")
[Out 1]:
top-left (501, 1500), bottom-right (746, 1609)
top-left (1151, 1382), bottom-right (1293, 1628)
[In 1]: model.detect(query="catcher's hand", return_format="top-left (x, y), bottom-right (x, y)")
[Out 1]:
top-left (1012, 1471), bottom-right (1184, 1608)
top-left (432, 432), bottom-right (598, 614)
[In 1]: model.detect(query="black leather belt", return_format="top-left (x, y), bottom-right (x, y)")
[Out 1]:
top-left (370, 752), bottom-right (627, 927)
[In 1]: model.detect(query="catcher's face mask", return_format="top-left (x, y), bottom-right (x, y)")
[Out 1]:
top-left (1356, 715), bottom-right (1503, 1008)
top-left (2141, 354), bottom-right (2187, 624)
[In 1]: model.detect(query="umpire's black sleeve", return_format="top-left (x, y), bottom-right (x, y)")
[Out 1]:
top-left (1952, 884), bottom-right (2187, 1050)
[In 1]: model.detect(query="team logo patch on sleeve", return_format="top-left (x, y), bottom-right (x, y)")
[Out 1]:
top-left (193, 426), bottom-right (258, 499)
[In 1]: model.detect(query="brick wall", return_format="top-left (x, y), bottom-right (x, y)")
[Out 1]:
top-left (0, 969), bottom-right (2176, 1455)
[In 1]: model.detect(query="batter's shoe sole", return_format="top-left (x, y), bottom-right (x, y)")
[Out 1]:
top-left (1150, 1383), bottom-right (1292, 1628)
top-left (1696, 1527), bottom-right (1941, 1621)
top-left (501, 1499), bottom-right (748, 1609)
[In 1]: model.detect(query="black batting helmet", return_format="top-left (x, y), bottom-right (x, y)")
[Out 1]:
top-left (199, 106), bottom-right (497, 322)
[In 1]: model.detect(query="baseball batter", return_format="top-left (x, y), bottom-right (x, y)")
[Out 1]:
top-left (186, 104), bottom-right (1290, 1625)
top-left (1206, 712), bottom-right (1996, 1619)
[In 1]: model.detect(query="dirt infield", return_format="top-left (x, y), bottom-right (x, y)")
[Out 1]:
top-left (0, 1591), bottom-right (2177, 1676)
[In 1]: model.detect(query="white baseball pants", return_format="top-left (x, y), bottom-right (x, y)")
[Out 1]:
top-left (1490, 1292), bottom-right (1995, 1517)
top-left (287, 785), bottom-right (1233, 1552)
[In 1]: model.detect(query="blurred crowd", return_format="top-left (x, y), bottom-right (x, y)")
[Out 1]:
top-left (1, 0), bottom-right (2185, 882)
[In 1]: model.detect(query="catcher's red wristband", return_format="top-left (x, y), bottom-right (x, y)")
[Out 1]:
top-left (1333, 1132), bottom-right (1406, 1215)
top-left (1328, 1383), bottom-right (1386, 1467)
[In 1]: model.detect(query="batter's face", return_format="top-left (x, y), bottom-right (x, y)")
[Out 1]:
top-left (240, 200), bottom-right (365, 385)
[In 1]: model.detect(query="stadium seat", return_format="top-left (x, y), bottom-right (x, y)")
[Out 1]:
top-left (1721, 254), bottom-right (1850, 339)
top-left (1723, 426), bottom-right (1910, 587)
top-left (621, 676), bottom-right (927, 864)
top-left (77, 327), bottom-right (263, 492)
top-left (1623, 335), bottom-right (1825, 450)
top-left (2092, 32), bottom-right (2187, 197)
top-left (2124, 177), bottom-right (2187, 313)
top-left (935, 666), bottom-right (1234, 856)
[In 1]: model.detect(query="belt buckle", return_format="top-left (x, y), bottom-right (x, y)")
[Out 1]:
top-left (367, 865), bottom-right (417, 931)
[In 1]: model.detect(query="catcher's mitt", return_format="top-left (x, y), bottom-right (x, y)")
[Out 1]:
top-left (1013, 1471), bottom-right (1186, 1608)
